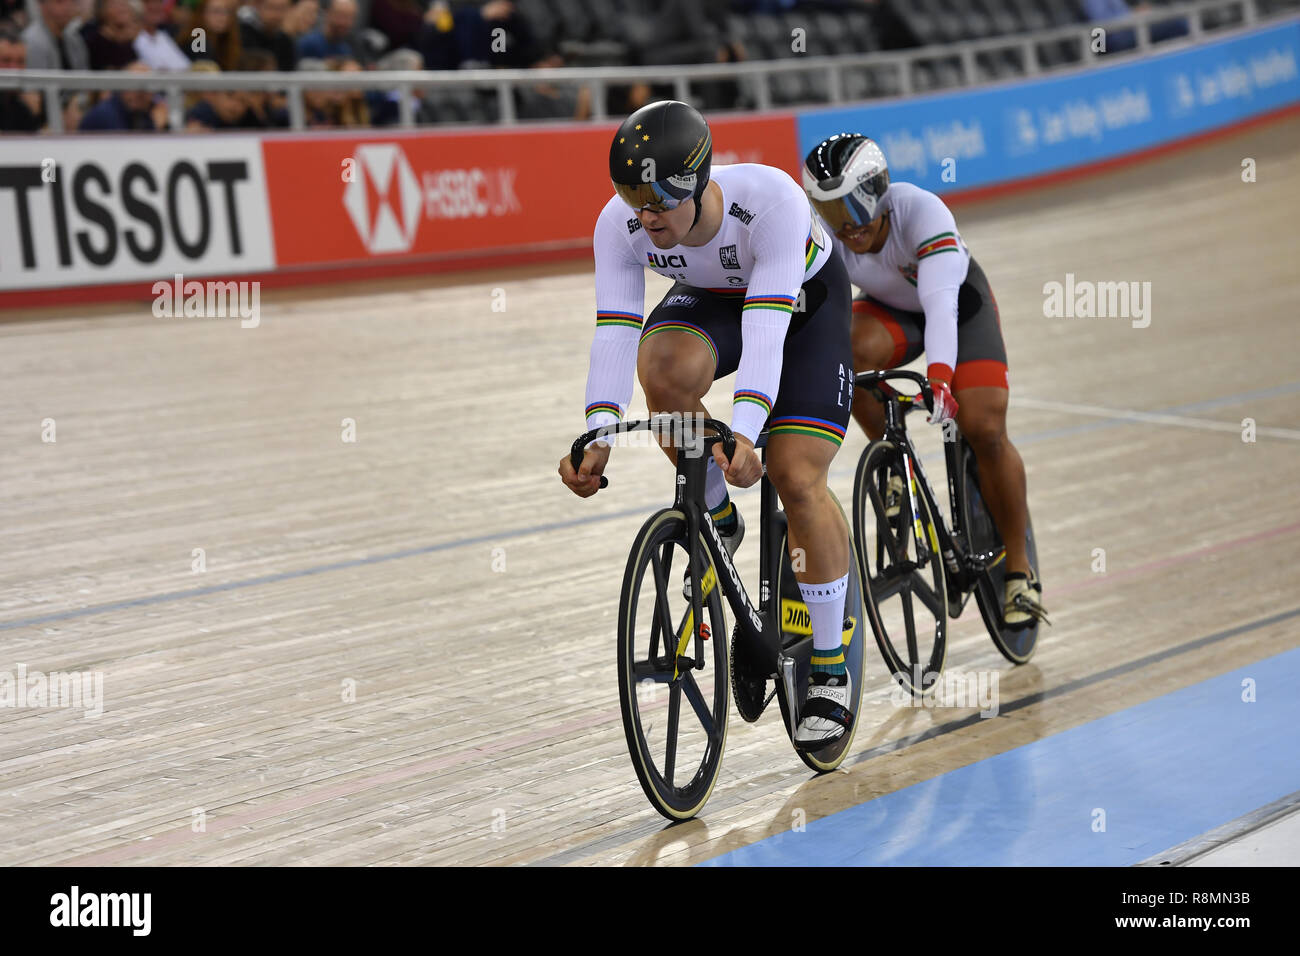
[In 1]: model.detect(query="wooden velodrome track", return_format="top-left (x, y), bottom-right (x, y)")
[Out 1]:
top-left (1, 116), bottom-right (1297, 867)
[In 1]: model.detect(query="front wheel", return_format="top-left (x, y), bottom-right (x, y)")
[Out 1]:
top-left (959, 438), bottom-right (1040, 664)
top-left (617, 508), bottom-right (729, 820)
top-left (852, 439), bottom-right (948, 694)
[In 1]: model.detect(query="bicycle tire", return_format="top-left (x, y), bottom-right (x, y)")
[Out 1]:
top-left (773, 490), bottom-right (867, 773)
top-left (617, 508), bottom-right (730, 820)
top-left (958, 439), bottom-right (1040, 664)
top-left (852, 439), bottom-right (948, 695)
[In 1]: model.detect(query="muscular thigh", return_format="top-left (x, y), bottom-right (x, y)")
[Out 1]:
top-left (637, 284), bottom-right (741, 396)
top-left (767, 250), bottom-right (856, 449)
top-left (851, 296), bottom-right (923, 371)
top-left (952, 258), bottom-right (1010, 391)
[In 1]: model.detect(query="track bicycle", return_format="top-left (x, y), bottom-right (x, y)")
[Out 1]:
top-left (850, 369), bottom-right (1046, 696)
top-left (569, 415), bottom-right (867, 821)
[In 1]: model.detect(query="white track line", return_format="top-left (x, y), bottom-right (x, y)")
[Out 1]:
top-left (1014, 397), bottom-right (1300, 441)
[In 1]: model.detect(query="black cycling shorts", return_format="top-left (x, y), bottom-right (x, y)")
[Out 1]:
top-left (853, 257), bottom-right (1009, 390)
top-left (640, 249), bottom-right (855, 447)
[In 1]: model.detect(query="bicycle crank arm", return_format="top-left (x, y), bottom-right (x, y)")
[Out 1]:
top-left (778, 654), bottom-right (800, 740)
top-left (967, 547), bottom-right (1006, 574)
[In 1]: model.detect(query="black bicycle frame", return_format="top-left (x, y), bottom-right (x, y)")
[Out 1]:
top-left (858, 370), bottom-right (991, 606)
top-left (672, 421), bottom-right (783, 673)
top-left (569, 415), bottom-right (787, 675)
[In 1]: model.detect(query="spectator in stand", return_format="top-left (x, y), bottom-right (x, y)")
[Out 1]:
top-left (22, 0), bottom-right (90, 69)
top-left (331, 55), bottom-right (369, 126)
top-left (282, 0), bottom-right (318, 43)
top-left (79, 58), bottom-right (167, 128)
top-left (239, 0), bottom-right (297, 71)
top-left (82, 0), bottom-right (142, 70)
top-left (295, 55), bottom-right (338, 126)
top-left (134, 0), bottom-right (190, 69)
top-left (515, 51), bottom-right (592, 121)
top-left (234, 47), bottom-right (288, 125)
top-left (369, 0), bottom-right (425, 53)
top-left (183, 58), bottom-right (244, 127)
top-left (297, 0), bottom-right (355, 60)
top-left (2, 0), bottom-right (30, 30)
top-left (366, 47), bottom-right (437, 126)
top-left (0, 25), bottom-right (44, 132)
top-left (409, 1), bottom-right (536, 72)
top-left (414, 1), bottom-right (459, 71)
top-left (461, 0), bottom-right (538, 69)
top-left (185, 0), bottom-right (240, 71)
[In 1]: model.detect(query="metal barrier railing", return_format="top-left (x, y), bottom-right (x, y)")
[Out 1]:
top-left (0, 0), bottom-right (1280, 132)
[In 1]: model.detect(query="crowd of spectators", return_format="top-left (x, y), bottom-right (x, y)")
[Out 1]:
top-left (0, 0), bottom-right (1204, 134)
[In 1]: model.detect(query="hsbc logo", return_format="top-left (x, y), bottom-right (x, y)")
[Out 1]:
top-left (343, 144), bottom-right (422, 254)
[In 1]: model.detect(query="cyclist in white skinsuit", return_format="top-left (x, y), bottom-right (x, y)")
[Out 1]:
top-left (560, 101), bottom-right (860, 748)
top-left (803, 133), bottom-right (1048, 629)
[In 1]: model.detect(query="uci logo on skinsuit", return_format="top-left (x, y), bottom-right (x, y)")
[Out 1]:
top-left (647, 253), bottom-right (688, 268)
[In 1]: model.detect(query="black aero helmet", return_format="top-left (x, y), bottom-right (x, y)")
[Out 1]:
top-left (802, 133), bottom-right (890, 233)
top-left (609, 100), bottom-right (712, 224)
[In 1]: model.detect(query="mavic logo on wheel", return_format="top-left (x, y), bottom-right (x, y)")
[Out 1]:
top-left (781, 600), bottom-right (812, 635)
top-left (343, 144), bottom-right (422, 254)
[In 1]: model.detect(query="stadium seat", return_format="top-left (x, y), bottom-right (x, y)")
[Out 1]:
top-left (841, 11), bottom-right (881, 53)
top-left (515, 0), bottom-right (559, 51)
top-left (841, 67), bottom-right (874, 101)
top-left (981, 0), bottom-right (1021, 37)
top-left (812, 12), bottom-right (857, 57)
top-left (1007, 0), bottom-right (1050, 32)
top-left (550, 0), bottom-right (594, 43)
top-left (874, 66), bottom-right (902, 98)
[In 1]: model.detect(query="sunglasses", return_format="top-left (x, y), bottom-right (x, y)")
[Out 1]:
top-left (613, 180), bottom-right (691, 213)
top-left (809, 191), bottom-right (881, 235)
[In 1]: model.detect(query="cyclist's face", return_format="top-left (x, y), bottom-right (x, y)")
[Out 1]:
top-left (837, 213), bottom-right (886, 254)
top-left (636, 198), bottom-right (694, 248)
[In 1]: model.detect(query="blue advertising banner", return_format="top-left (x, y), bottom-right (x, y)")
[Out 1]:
top-left (796, 21), bottom-right (1300, 193)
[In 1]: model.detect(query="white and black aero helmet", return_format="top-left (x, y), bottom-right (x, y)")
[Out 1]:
top-left (802, 133), bottom-right (890, 232)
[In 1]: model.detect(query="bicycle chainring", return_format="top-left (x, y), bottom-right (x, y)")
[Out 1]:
top-left (730, 624), bottom-right (769, 723)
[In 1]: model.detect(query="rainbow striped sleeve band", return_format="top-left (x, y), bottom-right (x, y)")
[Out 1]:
top-left (741, 293), bottom-right (796, 316)
top-left (595, 310), bottom-right (643, 330)
top-left (733, 389), bottom-right (774, 418)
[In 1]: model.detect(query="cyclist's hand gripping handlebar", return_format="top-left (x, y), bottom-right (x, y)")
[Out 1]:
top-left (569, 418), bottom-right (738, 491)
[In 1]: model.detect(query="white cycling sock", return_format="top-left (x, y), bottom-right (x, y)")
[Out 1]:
top-left (801, 574), bottom-right (848, 674)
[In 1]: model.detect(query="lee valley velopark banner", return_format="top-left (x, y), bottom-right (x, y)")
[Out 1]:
top-left (798, 18), bottom-right (1300, 192)
top-left (1, 19), bottom-right (1297, 299)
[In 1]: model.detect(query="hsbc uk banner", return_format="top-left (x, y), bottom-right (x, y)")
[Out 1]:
top-left (797, 20), bottom-right (1300, 195)
top-left (262, 130), bottom-right (547, 266)
top-left (260, 115), bottom-right (797, 269)
top-left (0, 136), bottom-right (275, 291)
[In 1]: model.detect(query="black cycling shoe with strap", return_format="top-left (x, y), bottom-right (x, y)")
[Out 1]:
top-left (792, 669), bottom-right (853, 752)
